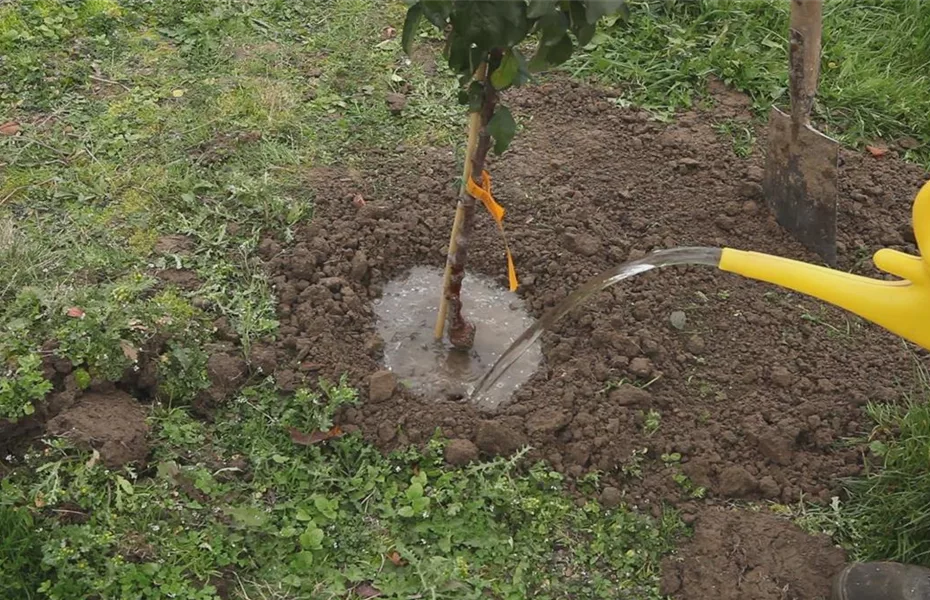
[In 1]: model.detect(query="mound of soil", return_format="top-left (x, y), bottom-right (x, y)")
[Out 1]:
top-left (660, 508), bottom-right (846, 600)
top-left (262, 76), bottom-right (927, 511)
top-left (47, 390), bottom-right (149, 468)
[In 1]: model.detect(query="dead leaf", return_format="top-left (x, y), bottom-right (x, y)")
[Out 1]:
top-left (866, 144), bottom-right (889, 157)
top-left (386, 550), bottom-right (406, 566)
top-left (120, 340), bottom-right (139, 362)
top-left (34, 492), bottom-right (46, 508)
top-left (352, 194), bottom-right (366, 208)
top-left (66, 306), bottom-right (85, 318)
top-left (381, 26), bottom-right (397, 40)
top-left (288, 425), bottom-right (344, 446)
top-left (85, 449), bottom-right (101, 469)
top-left (354, 582), bottom-right (382, 599)
top-left (0, 121), bottom-right (20, 136)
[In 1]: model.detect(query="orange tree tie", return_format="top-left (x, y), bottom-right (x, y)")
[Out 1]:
top-left (465, 170), bottom-right (519, 292)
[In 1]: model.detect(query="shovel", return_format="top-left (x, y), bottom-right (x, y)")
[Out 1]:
top-left (763, 0), bottom-right (839, 266)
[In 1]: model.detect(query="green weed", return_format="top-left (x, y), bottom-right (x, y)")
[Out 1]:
top-left (713, 119), bottom-right (756, 158)
top-left (643, 409), bottom-right (661, 436)
top-left (2, 381), bottom-right (684, 598)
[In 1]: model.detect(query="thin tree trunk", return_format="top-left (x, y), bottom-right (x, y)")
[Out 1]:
top-left (434, 105), bottom-right (482, 341)
top-left (444, 60), bottom-right (500, 350)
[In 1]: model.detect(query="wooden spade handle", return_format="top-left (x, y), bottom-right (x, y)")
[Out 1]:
top-left (788, 0), bottom-right (822, 126)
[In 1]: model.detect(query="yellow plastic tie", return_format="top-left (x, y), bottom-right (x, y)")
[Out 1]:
top-left (466, 170), bottom-right (519, 291)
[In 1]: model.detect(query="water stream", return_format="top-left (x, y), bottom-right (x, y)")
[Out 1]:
top-left (469, 247), bottom-right (723, 407)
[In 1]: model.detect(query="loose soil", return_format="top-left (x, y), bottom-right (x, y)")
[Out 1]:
top-left (660, 507), bottom-right (847, 600)
top-left (263, 76), bottom-right (926, 506)
top-left (47, 390), bottom-right (149, 468)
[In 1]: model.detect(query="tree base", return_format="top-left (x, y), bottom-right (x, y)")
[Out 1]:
top-left (448, 320), bottom-right (476, 351)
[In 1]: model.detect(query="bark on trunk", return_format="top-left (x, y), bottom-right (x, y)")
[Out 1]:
top-left (443, 52), bottom-right (501, 350)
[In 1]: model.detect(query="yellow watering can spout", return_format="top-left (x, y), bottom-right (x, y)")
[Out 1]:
top-left (719, 179), bottom-right (930, 351)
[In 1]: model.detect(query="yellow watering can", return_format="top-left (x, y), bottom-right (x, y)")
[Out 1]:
top-left (719, 179), bottom-right (930, 351)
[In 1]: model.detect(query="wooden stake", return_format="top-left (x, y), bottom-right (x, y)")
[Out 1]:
top-left (434, 65), bottom-right (486, 341)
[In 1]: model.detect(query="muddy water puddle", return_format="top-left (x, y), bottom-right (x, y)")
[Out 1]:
top-left (373, 266), bottom-right (542, 410)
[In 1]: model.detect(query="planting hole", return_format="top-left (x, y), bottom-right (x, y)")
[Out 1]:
top-left (374, 266), bottom-right (542, 409)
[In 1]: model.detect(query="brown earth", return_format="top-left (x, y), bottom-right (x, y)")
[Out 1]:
top-left (260, 76), bottom-right (927, 512)
top-left (660, 508), bottom-right (847, 600)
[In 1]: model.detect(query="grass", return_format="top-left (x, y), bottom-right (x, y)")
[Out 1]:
top-left (2, 0), bottom-right (930, 596)
top-left (571, 0), bottom-right (930, 165)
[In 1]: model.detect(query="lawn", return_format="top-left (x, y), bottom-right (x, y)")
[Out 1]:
top-left (1, 0), bottom-right (929, 598)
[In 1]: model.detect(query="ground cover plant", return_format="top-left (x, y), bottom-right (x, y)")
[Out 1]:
top-left (1, 0), bottom-right (930, 598)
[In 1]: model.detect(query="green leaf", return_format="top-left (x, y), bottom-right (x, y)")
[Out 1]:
top-left (299, 526), bottom-right (324, 550)
top-left (313, 495), bottom-right (338, 521)
top-left (292, 551), bottom-right (314, 568)
top-left (513, 51), bottom-right (532, 86)
top-left (536, 10), bottom-right (567, 46)
top-left (869, 440), bottom-right (888, 457)
top-left (547, 33), bottom-right (574, 66)
top-left (73, 368), bottom-right (90, 389)
top-left (295, 508), bottom-right (313, 521)
top-left (459, 80), bottom-right (483, 111)
top-left (490, 49), bottom-right (520, 90)
top-left (584, 0), bottom-right (627, 24)
top-left (527, 0), bottom-right (557, 19)
top-left (568, 0), bottom-right (587, 29)
top-left (406, 482), bottom-right (424, 501)
top-left (402, 3), bottom-right (422, 55)
top-left (575, 21), bottom-right (596, 46)
top-left (398, 506), bottom-right (415, 517)
top-left (451, 0), bottom-right (529, 52)
top-left (226, 506), bottom-right (269, 528)
top-left (115, 475), bottom-right (134, 496)
top-left (421, 0), bottom-right (451, 27)
top-left (446, 30), bottom-right (470, 73)
top-left (488, 106), bottom-right (517, 155)
top-left (528, 41), bottom-right (549, 72)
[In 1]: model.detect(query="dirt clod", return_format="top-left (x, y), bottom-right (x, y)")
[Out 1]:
top-left (154, 235), bottom-right (194, 255)
top-left (155, 269), bottom-right (201, 290)
top-left (476, 421), bottom-right (527, 457)
top-left (770, 366), bottom-right (794, 388)
top-left (206, 349), bottom-right (248, 400)
top-left (368, 370), bottom-right (396, 403)
top-left (385, 93), bottom-right (407, 116)
top-left (629, 357), bottom-right (655, 379)
top-left (608, 385), bottom-right (652, 407)
top-left (563, 231), bottom-right (601, 256)
top-left (758, 431), bottom-right (793, 466)
top-left (47, 391), bottom-right (149, 468)
top-left (444, 439), bottom-right (479, 466)
top-left (661, 508), bottom-right (846, 600)
top-left (717, 465), bottom-right (758, 498)
top-left (526, 407), bottom-right (571, 433)
top-left (599, 486), bottom-right (622, 508)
